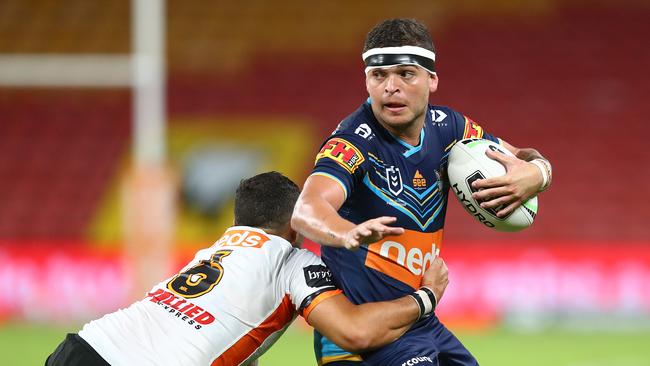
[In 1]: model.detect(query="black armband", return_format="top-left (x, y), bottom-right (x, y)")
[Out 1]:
top-left (409, 287), bottom-right (438, 320)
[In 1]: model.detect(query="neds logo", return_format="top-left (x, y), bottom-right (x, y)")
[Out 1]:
top-left (216, 229), bottom-right (270, 248)
top-left (378, 241), bottom-right (439, 276)
top-left (365, 230), bottom-right (443, 289)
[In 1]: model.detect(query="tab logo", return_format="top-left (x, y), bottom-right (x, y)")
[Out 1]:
top-left (386, 166), bottom-right (403, 195)
top-left (216, 229), bottom-right (270, 248)
top-left (365, 229), bottom-right (443, 289)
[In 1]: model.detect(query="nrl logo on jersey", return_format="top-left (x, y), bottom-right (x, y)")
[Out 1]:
top-left (386, 166), bottom-right (403, 196)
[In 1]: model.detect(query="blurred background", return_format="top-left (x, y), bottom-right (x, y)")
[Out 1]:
top-left (1, 0), bottom-right (649, 364)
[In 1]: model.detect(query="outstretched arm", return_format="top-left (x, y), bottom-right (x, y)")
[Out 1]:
top-left (471, 140), bottom-right (552, 217)
top-left (292, 174), bottom-right (404, 250)
top-left (306, 257), bottom-right (449, 353)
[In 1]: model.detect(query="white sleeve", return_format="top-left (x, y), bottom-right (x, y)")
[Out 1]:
top-left (282, 249), bottom-right (340, 316)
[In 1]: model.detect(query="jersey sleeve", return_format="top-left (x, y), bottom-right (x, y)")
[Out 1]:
top-left (311, 133), bottom-right (369, 200)
top-left (450, 110), bottom-right (499, 144)
top-left (282, 249), bottom-right (342, 320)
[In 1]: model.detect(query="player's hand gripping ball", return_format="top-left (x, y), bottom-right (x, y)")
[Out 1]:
top-left (448, 138), bottom-right (538, 232)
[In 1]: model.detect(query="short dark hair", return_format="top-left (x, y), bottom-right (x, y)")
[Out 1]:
top-left (363, 18), bottom-right (435, 53)
top-left (234, 171), bottom-right (300, 230)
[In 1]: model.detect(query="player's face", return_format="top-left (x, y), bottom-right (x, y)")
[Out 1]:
top-left (366, 65), bottom-right (438, 132)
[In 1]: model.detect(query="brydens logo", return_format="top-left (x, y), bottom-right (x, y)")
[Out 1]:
top-left (303, 265), bottom-right (333, 288)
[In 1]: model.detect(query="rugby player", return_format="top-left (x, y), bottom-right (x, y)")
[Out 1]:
top-left (46, 171), bottom-right (449, 366)
top-left (291, 19), bottom-right (553, 365)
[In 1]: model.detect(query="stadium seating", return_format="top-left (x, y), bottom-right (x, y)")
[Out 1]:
top-left (0, 91), bottom-right (130, 239)
top-left (0, 1), bottom-right (648, 241)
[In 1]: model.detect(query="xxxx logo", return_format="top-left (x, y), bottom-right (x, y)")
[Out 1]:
top-left (386, 166), bottom-right (403, 195)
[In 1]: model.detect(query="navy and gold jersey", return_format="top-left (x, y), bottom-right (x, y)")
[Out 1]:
top-left (312, 100), bottom-right (499, 304)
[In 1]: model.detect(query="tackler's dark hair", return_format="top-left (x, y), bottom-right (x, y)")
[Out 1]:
top-left (234, 171), bottom-right (300, 230)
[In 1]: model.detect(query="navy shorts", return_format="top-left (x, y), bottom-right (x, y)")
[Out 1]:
top-left (316, 315), bottom-right (478, 366)
top-left (45, 333), bottom-right (110, 366)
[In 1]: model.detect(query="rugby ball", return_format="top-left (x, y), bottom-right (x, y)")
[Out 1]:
top-left (448, 138), bottom-right (538, 232)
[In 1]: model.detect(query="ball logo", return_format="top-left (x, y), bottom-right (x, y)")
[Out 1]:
top-left (451, 178), bottom-right (497, 228)
top-left (488, 144), bottom-right (506, 155)
top-left (216, 229), bottom-right (270, 248)
top-left (448, 138), bottom-right (537, 232)
top-left (465, 171), bottom-right (502, 219)
top-left (316, 138), bottom-right (365, 173)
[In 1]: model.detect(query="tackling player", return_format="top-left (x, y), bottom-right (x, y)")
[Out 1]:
top-left (291, 19), bottom-right (553, 365)
top-left (46, 172), bottom-right (449, 366)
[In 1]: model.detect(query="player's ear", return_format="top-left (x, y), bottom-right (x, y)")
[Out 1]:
top-left (429, 73), bottom-right (438, 93)
top-left (365, 74), bottom-right (371, 94)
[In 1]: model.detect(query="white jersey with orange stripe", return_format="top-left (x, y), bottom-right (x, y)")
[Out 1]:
top-left (78, 226), bottom-right (340, 366)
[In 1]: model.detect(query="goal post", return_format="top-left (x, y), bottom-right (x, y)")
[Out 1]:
top-left (0, 0), bottom-right (176, 301)
top-left (123, 0), bottom-right (175, 299)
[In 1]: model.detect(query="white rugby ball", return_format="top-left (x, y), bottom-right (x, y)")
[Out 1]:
top-left (448, 138), bottom-right (538, 232)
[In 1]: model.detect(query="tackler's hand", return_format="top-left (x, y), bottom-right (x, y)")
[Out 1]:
top-left (342, 216), bottom-right (404, 251)
top-left (470, 148), bottom-right (542, 218)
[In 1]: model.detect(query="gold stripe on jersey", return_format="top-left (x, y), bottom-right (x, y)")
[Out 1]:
top-left (319, 353), bottom-right (364, 365)
top-left (444, 139), bottom-right (456, 152)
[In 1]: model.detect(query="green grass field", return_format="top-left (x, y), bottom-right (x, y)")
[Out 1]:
top-left (5, 322), bottom-right (649, 365)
